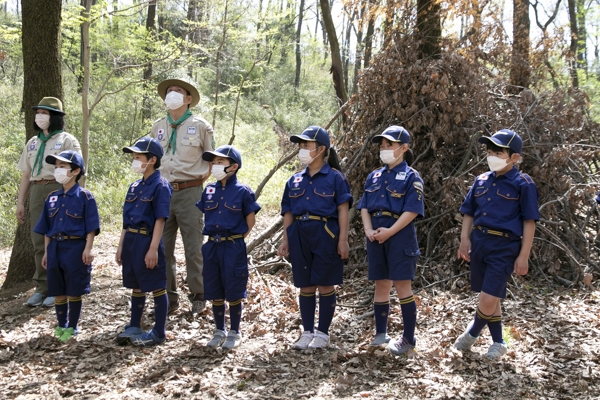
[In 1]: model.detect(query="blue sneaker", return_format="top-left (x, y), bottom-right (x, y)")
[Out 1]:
top-left (116, 325), bottom-right (145, 345)
top-left (130, 329), bottom-right (166, 347)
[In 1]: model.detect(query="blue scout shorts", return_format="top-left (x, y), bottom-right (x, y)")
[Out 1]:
top-left (287, 218), bottom-right (344, 288)
top-left (469, 228), bottom-right (521, 299)
top-left (121, 231), bottom-right (167, 293)
top-left (46, 239), bottom-right (91, 297)
top-left (367, 215), bottom-right (420, 281)
top-left (201, 236), bottom-right (248, 301)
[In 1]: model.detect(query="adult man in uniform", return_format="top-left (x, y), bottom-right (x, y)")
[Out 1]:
top-left (150, 78), bottom-right (214, 315)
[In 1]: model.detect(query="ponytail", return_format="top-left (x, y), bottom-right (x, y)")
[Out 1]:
top-left (404, 148), bottom-right (414, 166)
top-left (317, 141), bottom-right (343, 173)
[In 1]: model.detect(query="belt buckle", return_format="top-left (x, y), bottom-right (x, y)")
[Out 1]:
top-left (373, 211), bottom-right (383, 217)
top-left (213, 234), bottom-right (222, 243)
top-left (300, 214), bottom-right (310, 221)
top-left (172, 183), bottom-right (179, 191)
top-left (56, 233), bottom-right (64, 241)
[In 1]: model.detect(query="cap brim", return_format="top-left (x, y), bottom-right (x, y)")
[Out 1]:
top-left (157, 79), bottom-right (200, 107)
top-left (32, 105), bottom-right (65, 115)
top-left (290, 134), bottom-right (317, 143)
top-left (123, 146), bottom-right (150, 154)
top-left (45, 154), bottom-right (72, 165)
top-left (202, 150), bottom-right (231, 161)
top-left (478, 136), bottom-right (510, 148)
top-left (372, 134), bottom-right (402, 143)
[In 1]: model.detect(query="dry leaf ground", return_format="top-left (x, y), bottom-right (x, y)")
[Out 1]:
top-left (0, 231), bottom-right (599, 400)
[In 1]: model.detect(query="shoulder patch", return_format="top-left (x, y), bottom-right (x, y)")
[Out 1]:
top-left (82, 188), bottom-right (94, 200)
top-left (331, 168), bottom-right (347, 181)
top-left (413, 181), bottom-right (424, 192)
top-left (520, 173), bottom-right (534, 184)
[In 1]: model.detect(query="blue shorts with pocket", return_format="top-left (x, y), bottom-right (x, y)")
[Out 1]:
top-left (367, 215), bottom-right (420, 281)
top-left (202, 236), bottom-right (248, 301)
top-left (46, 239), bottom-right (91, 297)
top-left (469, 228), bottom-right (521, 298)
top-left (287, 218), bottom-right (344, 288)
top-left (121, 231), bottom-right (167, 293)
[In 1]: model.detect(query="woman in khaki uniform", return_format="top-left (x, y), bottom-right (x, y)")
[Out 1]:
top-left (16, 97), bottom-right (82, 307)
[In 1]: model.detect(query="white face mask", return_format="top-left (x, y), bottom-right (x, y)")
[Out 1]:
top-left (54, 168), bottom-right (72, 184)
top-left (131, 159), bottom-right (147, 174)
top-left (487, 156), bottom-right (509, 172)
top-left (211, 164), bottom-right (230, 181)
top-left (35, 114), bottom-right (50, 130)
top-left (298, 148), bottom-right (317, 165)
top-left (380, 149), bottom-right (401, 165)
top-left (164, 91), bottom-right (185, 110)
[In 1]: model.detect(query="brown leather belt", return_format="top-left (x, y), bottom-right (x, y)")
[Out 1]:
top-left (32, 179), bottom-right (57, 185)
top-left (171, 179), bottom-right (203, 191)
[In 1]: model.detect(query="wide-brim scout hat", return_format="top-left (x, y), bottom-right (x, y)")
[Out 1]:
top-left (290, 126), bottom-right (330, 149)
top-left (372, 125), bottom-right (410, 144)
top-left (46, 150), bottom-right (85, 174)
top-left (123, 137), bottom-right (164, 160)
top-left (32, 97), bottom-right (65, 115)
top-left (478, 129), bottom-right (523, 154)
top-left (202, 145), bottom-right (243, 169)
top-left (157, 78), bottom-right (200, 107)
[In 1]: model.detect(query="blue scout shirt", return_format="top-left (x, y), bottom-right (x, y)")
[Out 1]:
top-left (34, 183), bottom-right (100, 237)
top-left (281, 163), bottom-right (353, 218)
top-left (356, 161), bottom-right (424, 218)
top-left (123, 170), bottom-right (171, 232)
top-left (197, 174), bottom-right (261, 235)
top-left (459, 167), bottom-right (539, 237)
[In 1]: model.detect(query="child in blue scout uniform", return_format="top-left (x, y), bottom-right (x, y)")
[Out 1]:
top-left (356, 126), bottom-right (424, 356)
top-left (115, 137), bottom-right (172, 346)
top-left (277, 126), bottom-right (353, 350)
top-left (33, 150), bottom-right (100, 343)
top-left (196, 145), bottom-right (261, 350)
top-left (455, 129), bottom-right (539, 360)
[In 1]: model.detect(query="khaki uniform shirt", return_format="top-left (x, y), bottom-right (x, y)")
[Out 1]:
top-left (17, 132), bottom-right (82, 181)
top-left (150, 114), bottom-right (214, 183)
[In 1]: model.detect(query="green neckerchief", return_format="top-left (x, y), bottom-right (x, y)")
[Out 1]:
top-left (32, 129), bottom-right (62, 176)
top-left (166, 109), bottom-right (193, 155)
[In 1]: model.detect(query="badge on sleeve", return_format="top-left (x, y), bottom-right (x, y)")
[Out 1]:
top-left (477, 173), bottom-right (489, 186)
top-left (30, 140), bottom-right (37, 150)
top-left (131, 182), bottom-right (139, 192)
top-left (49, 195), bottom-right (58, 203)
top-left (158, 129), bottom-right (165, 140)
top-left (396, 172), bottom-right (407, 180)
top-left (187, 127), bottom-right (197, 135)
top-left (413, 182), bottom-right (423, 192)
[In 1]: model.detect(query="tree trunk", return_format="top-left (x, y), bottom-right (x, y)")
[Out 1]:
top-left (576, 0), bottom-right (587, 72)
top-left (567, 0), bottom-right (579, 87)
top-left (319, 0), bottom-right (348, 108)
top-left (4, 0), bottom-right (63, 289)
top-left (142, 0), bottom-right (157, 122)
top-left (383, 0), bottom-right (395, 49)
top-left (343, 7), bottom-right (355, 92)
top-left (294, 0), bottom-right (305, 89)
top-left (80, 0), bottom-right (92, 186)
top-left (416, 0), bottom-right (441, 58)
top-left (364, 13), bottom-right (375, 68)
top-left (509, 0), bottom-right (531, 91)
top-left (353, 2), bottom-right (366, 94)
top-left (187, 0), bottom-right (198, 78)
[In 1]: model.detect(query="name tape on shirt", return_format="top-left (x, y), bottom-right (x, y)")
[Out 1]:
top-left (396, 172), bottom-right (406, 180)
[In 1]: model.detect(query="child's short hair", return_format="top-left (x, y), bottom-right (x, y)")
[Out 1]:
top-left (122, 137), bottom-right (164, 170)
top-left (478, 129), bottom-right (522, 155)
top-left (202, 145), bottom-right (243, 169)
top-left (45, 150), bottom-right (85, 182)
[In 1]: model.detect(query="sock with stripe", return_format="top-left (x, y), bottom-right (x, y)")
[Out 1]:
top-left (488, 315), bottom-right (504, 343)
top-left (469, 307), bottom-right (492, 338)
top-left (399, 295), bottom-right (417, 344)
top-left (374, 301), bottom-right (390, 334)
top-left (317, 290), bottom-right (336, 335)
top-left (129, 291), bottom-right (146, 328)
top-left (152, 289), bottom-right (168, 338)
top-left (67, 296), bottom-right (82, 329)
top-left (55, 298), bottom-right (68, 328)
top-left (299, 292), bottom-right (316, 333)
top-left (212, 300), bottom-right (226, 331)
top-left (229, 299), bottom-right (243, 333)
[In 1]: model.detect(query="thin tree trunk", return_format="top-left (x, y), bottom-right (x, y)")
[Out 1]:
top-left (576, 0), bottom-right (587, 72)
top-left (319, 0), bottom-right (348, 108)
top-left (364, 12), bottom-right (375, 68)
top-left (567, 0), bottom-right (579, 87)
top-left (5, 0), bottom-right (63, 289)
top-left (343, 7), bottom-right (355, 92)
top-left (80, 0), bottom-right (92, 186)
top-left (353, 2), bottom-right (365, 94)
top-left (509, 0), bottom-right (531, 91)
top-left (294, 0), bottom-right (305, 89)
top-left (416, 0), bottom-right (441, 58)
top-left (142, 0), bottom-right (157, 122)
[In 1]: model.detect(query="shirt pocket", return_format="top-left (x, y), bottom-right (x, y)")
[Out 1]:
top-left (204, 202), bottom-right (219, 211)
top-left (474, 187), bottom-right (489, 197)
top-left (495, 189), bottom-right (519, 201)
top-left (314, 188), bottom-right (335, 198)
top-left (179, 137), bottom-right (201, 162)
top-left (66, 205), bottom-right (84, 219)
top-left (364, 184), bottom-right (382, 193)
top-left (288, 189), bottom-right (305, 198)
top-left (141, 195), bottom-right (154, 202)
top-left (125, 193), bottom-right (138, 202)
top-left (224, 202), bottom-right (243, 211)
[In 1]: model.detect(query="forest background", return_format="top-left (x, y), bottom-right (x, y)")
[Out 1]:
top-left (0, 0), bottom-right (599, 398)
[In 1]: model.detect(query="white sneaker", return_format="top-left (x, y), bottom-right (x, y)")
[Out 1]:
top-left (454, 329), bottom-right (478, 351)
top-left (293, 331), bottom-right (314, 350)
top-left (222, 331), bottom-right (242, 350)
top-left (27, 293), bottom-right (45, 307)
top-left (308, 330), bottom-right (329, 350)
top-left (206, 329), bottom-right (227, 349)
top-left (485, 342), bottom-right (508, 360)
top-left (42, 296), bottom-right (55, 307)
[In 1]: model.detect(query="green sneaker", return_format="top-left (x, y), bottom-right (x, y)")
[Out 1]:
top-left (54, 326), bottom-right (65, 338)
top-left (59, 327), bottom-right (77, 343)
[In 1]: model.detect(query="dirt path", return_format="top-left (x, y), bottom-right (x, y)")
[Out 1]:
top-left (0, 235), bottom-right (598, 399)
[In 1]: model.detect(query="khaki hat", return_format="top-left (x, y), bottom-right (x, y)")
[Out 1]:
top-left (32, 97), bottom-right (65, 115)
top-left (157, 78), bottom-right (200, 107)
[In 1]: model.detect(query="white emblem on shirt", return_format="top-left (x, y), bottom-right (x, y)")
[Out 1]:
top-left (53, 142), bottom-right (63, 150)
top-left (396, 172), bottom-right (406, 180)
top-left (49, 196), bottom-right (58, 203)
top-left (293, 176), bottom-right (303, 183)
top-left (187, 127), bottom-right (196, 135)
top-left (207, 186), bottom-right (216, 194)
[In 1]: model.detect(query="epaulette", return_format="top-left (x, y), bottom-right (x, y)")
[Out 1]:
top-left (160, 177), bottom-right (170, 187)
top-left (82, 188), bottom-right (94, 200)
top-left (520, 173), bottom-right (535, 184)
top-left (331, 167), bottom-right (347, 181)
top-left (45, 189), bottom-right (60, 201)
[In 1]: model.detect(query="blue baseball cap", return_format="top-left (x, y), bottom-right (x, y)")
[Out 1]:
top-left (202, 145), bottom-right (243, 169)
top-left (478, 129), bottom-right (523, 154)
top-left (46, 150), bottom-right (85, 174)
top-left (290, 126), bottom-right (331, 149)
top-left (372, 125), bottom-right (411, 144)
top-left (123, 137), bottom-right (164, 159)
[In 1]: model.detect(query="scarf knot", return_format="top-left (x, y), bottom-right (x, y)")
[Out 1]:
top-left (32, 130), bottom-right (62, 176)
